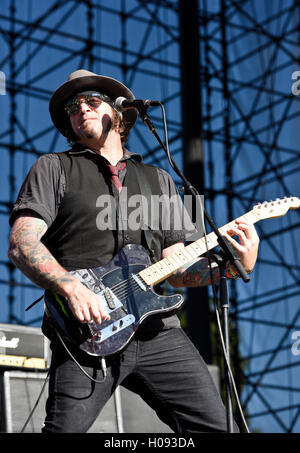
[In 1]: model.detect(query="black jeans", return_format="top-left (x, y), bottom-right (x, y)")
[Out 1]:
top-left (42, 328), bottom-right (238, 433)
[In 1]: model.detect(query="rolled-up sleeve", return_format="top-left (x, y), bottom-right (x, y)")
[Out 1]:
top-left (156, 168), bottom-right (199, 248)
top-left (9, 153), bottom-right (64, 227)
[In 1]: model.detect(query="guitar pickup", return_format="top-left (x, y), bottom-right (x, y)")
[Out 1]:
top-left (97, 287), bottom-right (122, 312)
top-left (103, 288), bottom-right (116, 309)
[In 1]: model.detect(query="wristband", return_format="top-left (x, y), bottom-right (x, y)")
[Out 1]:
top-left (226, 262), bottom-right (240, 280)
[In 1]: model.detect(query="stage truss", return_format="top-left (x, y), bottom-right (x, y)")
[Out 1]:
top-left (0, 0), bottom-right (299, 433)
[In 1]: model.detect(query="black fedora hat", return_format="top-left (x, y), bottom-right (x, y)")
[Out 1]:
top-left (49, 69), bottom-right (138, 137)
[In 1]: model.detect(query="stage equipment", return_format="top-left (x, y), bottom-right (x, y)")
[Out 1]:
top-left (0, 323), bottom-right (50, 370)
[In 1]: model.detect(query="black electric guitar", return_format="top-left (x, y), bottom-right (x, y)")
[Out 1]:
top-left (44, 196), bottom-right (300, 357)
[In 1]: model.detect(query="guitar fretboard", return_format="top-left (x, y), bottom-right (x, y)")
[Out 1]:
top-left (138, 211), bottom-right (258, 286)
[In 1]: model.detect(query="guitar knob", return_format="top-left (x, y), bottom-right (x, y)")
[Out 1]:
top-left (94, 332), bottom-right (102, 343)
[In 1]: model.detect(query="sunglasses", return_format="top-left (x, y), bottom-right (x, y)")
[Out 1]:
top-left (65, 94), bottom-right (109, 116)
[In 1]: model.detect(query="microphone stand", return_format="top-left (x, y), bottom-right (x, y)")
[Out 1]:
top-left (137, 104), bottom-right (250, 433)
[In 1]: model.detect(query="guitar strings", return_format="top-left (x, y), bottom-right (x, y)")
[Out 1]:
top-left (97, 274), bottom-right (146, 303)
top-left (109, 275), bottom-right (144, 294)
top-left (114, 283), bottom-right (139, 298)
top-left (109, 276), bottom-right (136, 292)
top-left (113, 279), bottom-right (142, 300)
top-left (116, 286), bottom-right (142, 300)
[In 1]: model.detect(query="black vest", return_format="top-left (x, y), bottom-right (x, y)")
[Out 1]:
top-left (42, 151), bottom-right (164, 271)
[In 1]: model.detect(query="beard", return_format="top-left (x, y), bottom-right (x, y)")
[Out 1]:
top-left (75, 117), bottom-right (113, 144)
top-left (79, 121), bottom-right (99, 140)
top-left (84, 130), bottom-right (97, 139)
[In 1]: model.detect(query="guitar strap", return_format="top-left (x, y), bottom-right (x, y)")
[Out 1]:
top-left (130, 160), bottom-right (157, 262)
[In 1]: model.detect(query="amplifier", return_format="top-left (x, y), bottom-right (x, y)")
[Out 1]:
top-left (0, 323), bottom-right (50, 370)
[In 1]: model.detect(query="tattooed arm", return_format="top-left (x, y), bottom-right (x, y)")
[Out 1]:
top-left (163, 242), bottom-right (221, 288)
top-left (164, 220), bottom-right (260, 288)
top-left (8, 210), bottom-right (110, 324)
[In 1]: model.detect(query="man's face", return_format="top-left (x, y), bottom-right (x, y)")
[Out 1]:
top-left (67, 94), bottom-right (115, 143)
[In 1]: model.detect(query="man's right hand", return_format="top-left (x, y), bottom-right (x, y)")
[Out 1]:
top-left (62, 279), bottom-right (111, 325)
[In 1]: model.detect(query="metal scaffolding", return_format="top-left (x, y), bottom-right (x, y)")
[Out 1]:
top-left (198, 0), bottom-right (300, 433)
top-left (0, 0), bottom-right (299, 433)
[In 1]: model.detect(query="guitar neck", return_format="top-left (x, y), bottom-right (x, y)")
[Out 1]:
top-left (138, 210), bottom-right (259, 286)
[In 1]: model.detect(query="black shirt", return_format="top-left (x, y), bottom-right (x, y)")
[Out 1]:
top-left (10, 147), bottom-right (197, 334)
top-left (10, 148), bottom-right (194, 249)
top-left (10, 147), bottom-right (199, 334)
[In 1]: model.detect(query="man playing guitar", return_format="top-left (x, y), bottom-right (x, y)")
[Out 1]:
top-left (8, 70), bottom-right (259, 433)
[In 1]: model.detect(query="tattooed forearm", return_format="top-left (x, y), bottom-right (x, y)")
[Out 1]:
top-left (168, 257), bottom-right (222, 288)
top-left (8, 213), bottom-right (76, 294)
top-left (167, 257), bottom-right (241, 288)
top-left (8, 212), bottom-right (110, 324)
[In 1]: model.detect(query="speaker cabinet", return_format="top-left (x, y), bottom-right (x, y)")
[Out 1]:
top-left (0, 370), bottom-right (171, 433)
top-left (89, 386), bottom-right (172, 433)
top-left (0, 370), bottom-right (48, 433)
top-left (0, 365), bottom-right (219, 433)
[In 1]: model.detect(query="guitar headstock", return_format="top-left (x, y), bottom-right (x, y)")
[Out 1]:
top-left (252, 196), bottom-right (300, 220)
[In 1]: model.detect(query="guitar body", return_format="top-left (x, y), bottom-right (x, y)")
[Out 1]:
top-left (44, 244), bottom-right (183, 357)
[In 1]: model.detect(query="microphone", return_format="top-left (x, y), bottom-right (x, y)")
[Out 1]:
top-left (114, 96), bottom-right (161, 111)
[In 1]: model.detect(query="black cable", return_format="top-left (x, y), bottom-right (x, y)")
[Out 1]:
top-left (19, 328), bottom-right (107, 433)
top-left (55, 329), bottom-right (107, 384)
top-left (207, 254), bottom-right (250, 433)
top-left (19, 369), bottom-right (50, 433)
